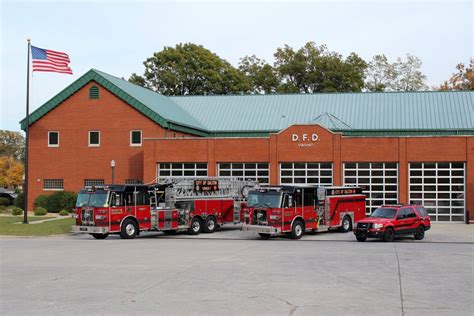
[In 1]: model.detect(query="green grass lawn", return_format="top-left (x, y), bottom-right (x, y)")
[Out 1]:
top-left (0, 216), bottom-right (75, 236)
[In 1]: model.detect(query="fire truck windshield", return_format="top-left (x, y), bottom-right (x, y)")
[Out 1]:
top-left (76, 192), bottom-right (108, 207)
top-left (247, 191), bottom-right (281, 208)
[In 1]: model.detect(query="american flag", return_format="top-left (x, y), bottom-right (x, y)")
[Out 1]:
top-left (31, 45), bottom-right (73, 74)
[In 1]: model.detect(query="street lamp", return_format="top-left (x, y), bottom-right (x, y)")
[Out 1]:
top-left (110, 160), bottom-right (116, 184)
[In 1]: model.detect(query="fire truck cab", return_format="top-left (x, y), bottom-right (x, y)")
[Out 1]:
top-left (241, 185), bottom-right (366, 239)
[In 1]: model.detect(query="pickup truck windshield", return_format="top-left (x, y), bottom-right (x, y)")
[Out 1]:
top-left (371, 208), bottom-right (397, 219)
top-left (247, 191), bottom-right (281, 208)
top-left (76, 192), bottom-right (108, 207)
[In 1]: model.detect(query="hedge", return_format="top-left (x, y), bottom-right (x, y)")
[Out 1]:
top-left (34, 207), bottom-right (47, 216)
top-left (14, 192), bottom-right (25, 210)
top-left (0, 197), bottom-right (11, 206)
top-left (11, 207), bottom-right (23, 216)
top-left (33, 192), bottom-right (77, 213)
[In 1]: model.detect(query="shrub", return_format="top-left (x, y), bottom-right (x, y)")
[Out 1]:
top-left (0, 197), bottom-right (11, 206)
top-left (14, 192), bottom-right (25, 210)
top-left (59, 210), bottom-right (69, 216)
top-left (34, 194), bottom-right (49, 209)
top-left (34, 207), bottom-right (47, 216)
top-left (11, 207), bottom-right (23, 216)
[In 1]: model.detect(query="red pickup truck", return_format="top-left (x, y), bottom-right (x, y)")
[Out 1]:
top-left (354, 205), bottom-right (431, 242)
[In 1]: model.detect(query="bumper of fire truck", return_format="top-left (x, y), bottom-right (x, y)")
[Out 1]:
top-left (71, 225), bottom-right (109, 234)
top-left (241, 224), bottom-right (281, 234)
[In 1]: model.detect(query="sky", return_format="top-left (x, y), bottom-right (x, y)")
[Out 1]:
top-left (1, 0), bottom-right (473, 132)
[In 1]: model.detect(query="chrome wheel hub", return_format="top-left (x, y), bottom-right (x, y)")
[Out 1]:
top-left (295, 225), bottom-right (302, 236)
top-left (126, 223), bottom-right (135, 236)
top-left (207, 220), bottom-right (215, 230)
top-left (192, 221), bottom-right (200, 232)
top-left (343, 219), bottom-right (350, 230)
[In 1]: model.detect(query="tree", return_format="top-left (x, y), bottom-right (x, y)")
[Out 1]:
top-left (129, 43), bottom-right (250, 95)
top-left (437, 58), bottom-right (474, 91)
top-left (273, 42), bottom-right (367, 93)
top-left (0, 156), bottom-right (24, 188)
top-left (365, 54), bottom-right (427, 91)
top-left (238, 55), bottom-right (279, 93)
top-left (0, 130), bottom-right (25, 161)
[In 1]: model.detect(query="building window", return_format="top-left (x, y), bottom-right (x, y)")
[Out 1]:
top-left (88, 131), bottom-right (100, 147)
top-left (280, 162), bottom-right (333, 185)
top-left (343, 162), bottom-right (399, 215)
top-left (409, 162), bottom-right (465, 222)
top-left (158, 163), bottom-right (207, 179)
top-left (89, 86), bottom-right (100, 99)
top-left (130, 130), bottom-right (142, 146)
top-left (125, 179), bottom-right (143, 185)
top-left (84, 179), bottom-right (105, 187)
top-left (43, 179), bottom-right (64, 190)
top-left (48, 131), bottom-right (59, 147)
top-left (218, 163), bottom-right (269, 185)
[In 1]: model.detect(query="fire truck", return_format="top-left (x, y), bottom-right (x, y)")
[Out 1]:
top-left (241, 185), bottom-right (366, 239)
top-left (71, 178), bottom-right (257, 239)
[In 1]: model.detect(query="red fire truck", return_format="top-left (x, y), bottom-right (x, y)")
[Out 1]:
top-left (72, 178), bottom-right (256, 239)
top-left (241, 185), bottom-right (366, 239)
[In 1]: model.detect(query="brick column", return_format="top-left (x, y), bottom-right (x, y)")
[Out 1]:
top-left (398, 138), bottom-right (408, 204)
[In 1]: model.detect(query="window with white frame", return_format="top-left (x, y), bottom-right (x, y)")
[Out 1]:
top-left (130, 130), bottom-right (142, 146)
top-left (409, 162), bottom-right (465, 222)
top-left (88, 131), bottom-right (100, 147)
top-left (280, 162), bottom-right (333, 185)
top-left (158, 163), bottom-right (208, 179)
top-left (125, 178), bottom-right (143, 184)
top-left (48, 131), bottom-right (59, 147)
top-left (218, 163), bottom-right (269, 184)
top-left (343, 162), bottom-right (398, 215)
top-left (84, 179), bottom-right (105, 187)
top-left (43, 179), bottom-right (64, 190)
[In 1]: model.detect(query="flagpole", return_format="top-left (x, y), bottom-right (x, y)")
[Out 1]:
top-left (23, 39), bottom-right (31, 224)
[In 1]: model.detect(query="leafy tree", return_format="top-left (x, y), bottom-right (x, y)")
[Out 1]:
top-left (0, 130), bottom-right (25, 161)
top-left (0, 156), bottom-right (24, 187)
top-left (437, 58), bottom-right (474, 91)
top-left (129, 43), bottom-right (250, 95)
top-left (273, 42), bottom-right (367, 93)
top-left (365, 54), bottom-right (427, 91)
top-left (239, 55), bottom-right (279, 93)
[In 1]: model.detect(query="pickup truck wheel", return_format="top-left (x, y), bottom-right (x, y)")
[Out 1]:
top-left (414, 226), bottom-right (425, 240)
top-left (356, 235), bottom-right (367, 242)
top-left (383, 227), bottom-right (395, 242)
top-left (188, 217), bottom-right (202, 235)
top-left (259, 233), bottom-right (271, 239)
top-left (91, 233), bottom-right (108, 240)
top-left (120, 219), bottom-right (138, 239)
top-left (340, 215), bottom-right (353, 233)
top-left (203, 217), bottom-right (217, 233)
top-left (291, 220), bottom-right (304, 239)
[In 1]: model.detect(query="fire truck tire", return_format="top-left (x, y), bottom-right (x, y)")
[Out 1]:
top-left (340, 215), bottom-right (353, 233)
top-left (188, 217), bottom-right (202, 235)
top-left (259, 233), bottom-right (271, 239)
top-left (291, 220), bottom-right (305, 239)
top-left (203, 217), bottom-right (217, 233)
top-left (91, 233), bottom-right (108, 239)
top-left (383, 227), bottom-right (395, 242)
top-left (356, 235), bottom-right (367, 242)
top-left (120, 219), bottom-right (138, 239)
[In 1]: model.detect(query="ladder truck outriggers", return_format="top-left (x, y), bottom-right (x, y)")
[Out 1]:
top-left (241, 185), bottom-right (366, 239)
top-left (72, 178), bottom-right (257, 239)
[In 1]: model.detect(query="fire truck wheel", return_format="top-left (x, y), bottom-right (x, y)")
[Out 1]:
top-left (120, 219), bottom-right (138, 239)
top-left (291, 220), bottom-right (305, 239)
top-left (340, 215), bottom-right (353, 233)
top-left (203, 217), bottom-right (217, 233)
top-left (383, 227), bottom-right (395, 242)
top-left (91, 233), bottom-right (108, 239)
top-left (188, 217), bottom-right (202, 235)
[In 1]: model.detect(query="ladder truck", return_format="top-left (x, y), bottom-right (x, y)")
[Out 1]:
top-left (71, 178), bottom-right (257, 239)
top-left (241, 185), bottom-right (366, 239)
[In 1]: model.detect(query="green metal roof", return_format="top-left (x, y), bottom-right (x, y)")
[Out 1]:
top-left (21, 69), bottom-right (474, 137)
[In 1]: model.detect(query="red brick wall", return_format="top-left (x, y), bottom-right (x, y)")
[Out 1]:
top-left (27, 81), bottom-right (192, 211)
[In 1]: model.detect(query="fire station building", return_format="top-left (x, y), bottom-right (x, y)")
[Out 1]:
top-left (21, 69), bottom-right (474, 223)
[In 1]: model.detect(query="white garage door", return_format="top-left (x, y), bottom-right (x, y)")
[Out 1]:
top-left (218, 163), bottom-right (270, 185)
top-left (409, 162), bottom-right (465, 222)
top-left (343, 162), bottom-right (399, 215)
top-left (280, 162), bottom-right (333, 185)
top-left (158, 163), bottom-right (208, 180)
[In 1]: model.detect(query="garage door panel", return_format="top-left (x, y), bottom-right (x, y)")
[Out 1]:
top-left (279, 162), bottom-right (333, 185)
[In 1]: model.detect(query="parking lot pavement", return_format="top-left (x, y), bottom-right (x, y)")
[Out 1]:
top-left (1, 225), bottom-right (473, 316)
